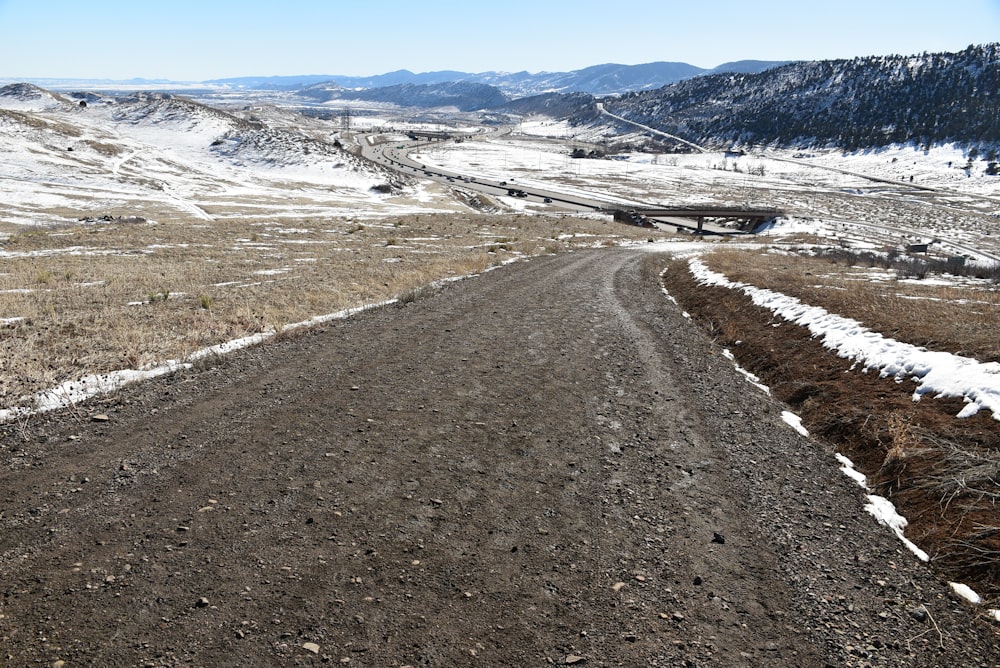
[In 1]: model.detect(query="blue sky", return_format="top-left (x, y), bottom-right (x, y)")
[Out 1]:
top-left (1, 0), bottom-right (999, 80)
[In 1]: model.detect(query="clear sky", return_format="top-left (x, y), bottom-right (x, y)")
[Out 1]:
top-left (1, 0), bottom-right (999, 80)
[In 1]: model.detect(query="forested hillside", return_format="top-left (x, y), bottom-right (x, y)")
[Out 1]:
top-left (602, 44), bottom-right (1000, 151)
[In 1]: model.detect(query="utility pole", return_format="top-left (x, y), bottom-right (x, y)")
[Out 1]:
top-left (340, 109), bottom-right (352, 138)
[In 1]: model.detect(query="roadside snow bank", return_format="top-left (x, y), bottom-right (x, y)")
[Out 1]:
top-left (689, 258), bottom-right (1000, 421)
top-left (863, 495), bottom-right (930, 562)
top-left (835, 453), bottom-right (930, 561)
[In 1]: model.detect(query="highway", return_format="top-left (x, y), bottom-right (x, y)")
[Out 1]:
top-left (358, 133), bottom-right (758, 235)
top-left (596, 102), bottom-right (709, 154)
top-left (359, 133), bottom-right (623, 213)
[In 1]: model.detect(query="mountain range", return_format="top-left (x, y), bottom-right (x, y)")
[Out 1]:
top-left (5, 44), bottom-right (1000, 154)
top-left (6, 60), bottom-right (785, 99)
top-left (197, 60), bottom-right (789, 96)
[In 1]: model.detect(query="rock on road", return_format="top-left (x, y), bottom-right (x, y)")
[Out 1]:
top-left (0, 247), bottom-right (994, 666)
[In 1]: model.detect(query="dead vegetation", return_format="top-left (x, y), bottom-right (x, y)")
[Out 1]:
top-left (705, 247), bottom-right (1000, 362)
top-left (0, 213), bottom-right (652, 410)
top-left (660, 249), bottom-right (1000, 600)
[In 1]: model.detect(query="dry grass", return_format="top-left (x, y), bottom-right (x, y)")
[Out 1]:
top-left (704, 248), bottom-right (1000, 362)
top-left (0, 212), bottom-right (653, 410)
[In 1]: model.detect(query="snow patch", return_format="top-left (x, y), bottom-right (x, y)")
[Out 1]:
top-left (0, 300), bottom-right (393, 424)
top-left (722, 348), bottom-right (771, 394)
top-left (864, 495), bottom-right (930, 562)
top-left (835, 453), bottom-right (869, 489)
top-left (781, 410), bottom-right (809, 436)
top-left (949, 582), bottom-right (982, 605)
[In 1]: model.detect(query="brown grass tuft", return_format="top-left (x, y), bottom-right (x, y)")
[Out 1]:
top-left (704, 248), bottom-right (1000, 362)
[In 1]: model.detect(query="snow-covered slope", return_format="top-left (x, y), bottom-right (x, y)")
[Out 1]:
top-left (0, 82), bottom-right (74, 112)
top-left (602, 44), bottom-right (1000, 151)
top-left (0, 86), bottom-right (415, 228)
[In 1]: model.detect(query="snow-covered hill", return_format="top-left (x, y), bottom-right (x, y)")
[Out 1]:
top-left (0, 87), bottom-right (420, 229)
top-left (601, 44), bottom-right (1000, 151)
top-left (0, 82), bottom-right (74, 112)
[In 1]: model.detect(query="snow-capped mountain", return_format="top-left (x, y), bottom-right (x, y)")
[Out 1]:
top-left (300, 81), bottom-right (508, 112)
top-left (207, 60), bottom-right (787, 97)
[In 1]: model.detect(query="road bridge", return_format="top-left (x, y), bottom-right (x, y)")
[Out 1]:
top-left (616, 206), bottom-right (784, 235)
top-left (362, 132), bottom-right (786, 235)
top-left (406, 130), bottom-right (466, 141)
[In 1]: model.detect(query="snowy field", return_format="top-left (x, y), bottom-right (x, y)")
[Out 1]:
top-left (0, 88), bottom-right (469, 236)
top-left (5, 85), bottom-right (1000, 265)
top-left (419, 118), bottom-right (1000, 264)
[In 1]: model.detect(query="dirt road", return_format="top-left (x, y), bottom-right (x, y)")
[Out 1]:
top-left (1, 248), bottom-right (994, 666)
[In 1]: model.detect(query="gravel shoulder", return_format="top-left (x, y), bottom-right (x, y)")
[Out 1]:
top-left (1, 247), bottom-right (995, 667)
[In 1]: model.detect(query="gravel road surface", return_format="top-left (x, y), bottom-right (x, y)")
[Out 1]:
top-left (1, 247), bottom-right (995, 666)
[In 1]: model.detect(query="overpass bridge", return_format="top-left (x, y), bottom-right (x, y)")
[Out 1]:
top-left (614, 206), bottom-right (785, 235)
top-left (362, 131), bottom-right (785, 235)
top-left (406, 130), bottom-right (475, 142)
